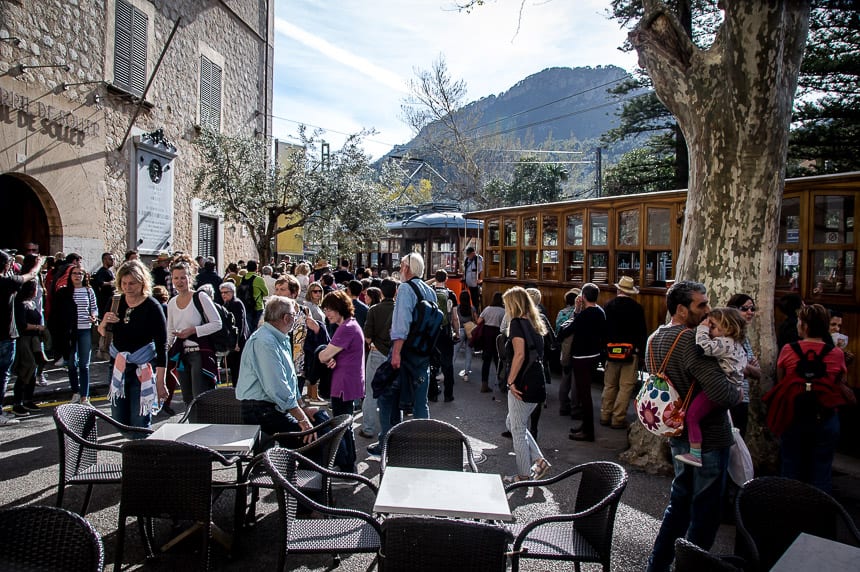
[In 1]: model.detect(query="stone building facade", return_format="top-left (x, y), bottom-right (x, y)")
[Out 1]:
top-left (0, 0), bottom-right (272, 270)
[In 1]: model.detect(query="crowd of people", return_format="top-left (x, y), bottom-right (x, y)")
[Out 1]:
top-left (0, 242), bottom-right (856, 570)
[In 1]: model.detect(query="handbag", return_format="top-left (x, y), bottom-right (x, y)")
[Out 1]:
top-left (728, 426), bottom-right (754, 486)
top-left (463, 321), bottom-right (476, 338)
top-left (606, 342), bottom-right (634, 361)
top-left (468, 321), bottom-right (484, 349)
top-left (634, 329), bottom-right (695, 437)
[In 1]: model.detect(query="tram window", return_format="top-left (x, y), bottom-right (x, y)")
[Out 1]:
top-left (590, 212), bottom-right (608, 247)
top-left (566, 250), bottom-right (584, 283)
top-left (589, 252), bottom-right (609, 284)
top-left (813, 195), bottom-right (854, 244)
top-left (488, 219), bottom-right (501, 247)
top-left (523, 217), bottom-right (538, 247)
top-left (504, 219), bottom-right (517, 247)
top-left (779, 197), bottom-right (801, 244)
top-left (543, 215), bottom-right (558, 246)
top-left (541, 250), bottom-right (559, 281)
top-left (618, 209), bottom-right (640, 247)
top-left (487, 249), bottom-right (501, 277)
top-left (616, 252), bottom-right (641, 287)
top-left (566, 213), bottom-right (583, 246)
top-left (644, 251), bottom-right (673, 287)
top-left (812, 250), bottom-right (854, 295)
top-left (523, 250), bottom-right (538, 279)
top-left (776, 249), bottom-right (801, 291)
top-left (504, 251), bottom-right (518, 277)
top-left (647, 208), bottom-right (671, 246)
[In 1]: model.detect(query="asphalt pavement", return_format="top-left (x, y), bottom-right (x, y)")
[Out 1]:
top-left (2, 353), bottom-right (859, 571)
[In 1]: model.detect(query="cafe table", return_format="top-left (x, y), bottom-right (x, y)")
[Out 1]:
top-left (146, 423), bottom-right (261, 551)
top-left (373, 466), bottom-right (512, 521)
top-left (770, 532), bottom-right (860, 572)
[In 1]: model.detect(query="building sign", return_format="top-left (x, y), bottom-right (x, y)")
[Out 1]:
top-left (0, 86), bottom-right (99, 146)
top-left (133, 129), bottom-right (177, 255)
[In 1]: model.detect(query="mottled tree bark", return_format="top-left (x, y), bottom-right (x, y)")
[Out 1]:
top-left (623, 1), bottom-right (811, 471)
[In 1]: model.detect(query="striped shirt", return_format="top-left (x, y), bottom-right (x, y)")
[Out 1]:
top-left (73, 287), bottom-right (97, 330)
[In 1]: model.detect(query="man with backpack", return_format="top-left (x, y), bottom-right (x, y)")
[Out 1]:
top-left (428, 269), bottom-right (460, 403)
top-left (236, 260), bottom-right (268, 334)
top-left (368, 252), bottom-right (438, 455)
top-left (645, 281), bottom-right (742, 572)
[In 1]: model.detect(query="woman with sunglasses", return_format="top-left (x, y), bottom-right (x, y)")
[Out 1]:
top-left (97, 260), bottom-right (168, 431)
top-left (726, 294), bottom-right (762, 437)
top-left (303, 281), bottom-right (326, 322)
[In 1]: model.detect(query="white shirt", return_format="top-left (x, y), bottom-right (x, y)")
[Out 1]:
top-left (166, 291), bottom-right (222, 348)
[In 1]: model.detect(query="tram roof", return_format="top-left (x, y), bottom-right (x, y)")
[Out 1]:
top-left (385, 211), bottom-right (483, 231)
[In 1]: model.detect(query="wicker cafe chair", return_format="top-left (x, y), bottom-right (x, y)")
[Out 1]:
top-left (263, 448), bottom-right (381, 572)
top-left (244, 413), bottom-right (353, 524)
top-left (0, 505), bottom-right (104, 572)
top-left (505, 461), bottom-right (628, 572)
top-left (379, 515), bottom-right (508, 572)
top-left (735, 476), bottom-right (860, 572)
top-left (674, 538), bottom-right (746, 572)
top-left (178, 386), bottom-right (245, 425)
top-left (114, 439), bottom-right (239, 572)
top-left (53, 403), bottom-right (152, 515)
top-left (380, 418), bottom-right (478, 473)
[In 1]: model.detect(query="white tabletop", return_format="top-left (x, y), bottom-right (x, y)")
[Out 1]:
top-left (373, 466), bottom-right (512, 521)
top-left (148, 423), bottom-right (260, 455)
top-left (770, 532), bottom-right (860, 572)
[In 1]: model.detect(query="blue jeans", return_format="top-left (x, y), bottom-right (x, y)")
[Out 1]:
top-left (110, 363), bottom-right (152, 434)
top-left (646, 440), bottom-right (730, 572)
top-left (68, 328), bottom-right (92, 398)
top-left (0, 339), bottom-right (15, 399)
top-left (780, 412), bottom-right (840, 493)
top-left (376, 353), bottom-right (430, 442)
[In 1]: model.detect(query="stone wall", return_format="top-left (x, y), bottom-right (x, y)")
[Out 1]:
top-left (0, 0), bottom-right (269, 269)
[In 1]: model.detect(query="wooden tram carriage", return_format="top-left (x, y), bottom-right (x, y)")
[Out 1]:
top-left (466, 172), bottom-right (859, 383)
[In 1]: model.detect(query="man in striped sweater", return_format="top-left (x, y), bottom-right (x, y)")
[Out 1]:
top-left (645, 280), bottom-right (742, 572)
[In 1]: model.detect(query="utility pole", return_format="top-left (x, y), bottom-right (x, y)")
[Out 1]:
top-left (595, 147), bottom-right (603, 197)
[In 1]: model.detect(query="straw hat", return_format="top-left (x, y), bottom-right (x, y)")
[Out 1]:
top-left (156, 251), bottom-right (171, 261)
top-left (615, 275), bottom-right (639, 295)
top-left (313, 259), bottom-right (330, 271)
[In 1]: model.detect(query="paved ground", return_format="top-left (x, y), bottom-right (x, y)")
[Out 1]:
top-left (2, 354), bottom-right (859, 570)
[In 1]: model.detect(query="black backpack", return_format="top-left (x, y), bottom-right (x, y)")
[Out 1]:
top-left (789, 341), bottom-right (835, 419)
top-left (192, 292), bottom-right (238, 353)
top-left (236, 274), bottom-right (257, 312)
top-left (403, 279), bottom-right (444, 357)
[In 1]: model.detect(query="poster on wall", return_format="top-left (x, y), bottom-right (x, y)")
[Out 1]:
top-left (133, 130), bottom-right (176, 255)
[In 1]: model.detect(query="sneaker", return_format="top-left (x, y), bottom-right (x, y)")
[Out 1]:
top-left (81, 398), bottom-right (92, 407)
top-left (0, 412), bottom-right (21, 426)
top-left (53, 358), bottom-right (66, 367)
top-left (69, 393), bottom-right (81, 404)
top-left (22, 401), bottom-right (41, 412)
top-left (367, 442), bottom-right (382, 456)
top-left (675, 452), bottom-right (703, 467)
top-left (36, 375), bottom-right (49, 387)
top-left (11, 404), bottom-right (30, 417)
top-left (458, 369), bottom-right (471, 378)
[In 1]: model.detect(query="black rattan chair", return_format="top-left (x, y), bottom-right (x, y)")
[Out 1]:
top-left (735, 476), bottom-right (860, 571)
top-left (114, 439), bottom-right (239, 572)
top-left (505, 461), bottom-right (628, 572)
top-left (53, 403), bottom-right (152, 515)
top-left (380, 418), bottom-right (478, 473)
top-left (379, 515), bottom-right (507, 571)
top-left (244, 413), bottom-right (353, 524)
top-left (0, 505), bottom-right (104, 572)
top-left (674, 538), bottom-right (745, 572)
top-left (179, 386), bottom-right (244, 424)
top-left (263, 448), bottom-right (381, 572)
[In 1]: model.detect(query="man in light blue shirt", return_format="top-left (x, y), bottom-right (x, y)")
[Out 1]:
top-left (368, 252), bottom-right (435, 455)
top-left (236, 295), bottom-right (316, 443)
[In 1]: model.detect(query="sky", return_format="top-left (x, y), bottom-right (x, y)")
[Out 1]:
top-left (271, 1), bottom-right (641, 160)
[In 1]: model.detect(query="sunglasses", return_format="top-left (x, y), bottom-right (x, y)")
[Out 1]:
top-left (740, 305), bottom-right (756, 312)
top-left (310, 289), bottom-right (322, 293)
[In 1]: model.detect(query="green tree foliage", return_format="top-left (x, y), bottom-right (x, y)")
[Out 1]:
top-left (602, 147), bottom-right (676, 196)
top-left (193, 127), bottom-right (387, 262)
top-left (480, 157), bottom-right (568, 207)
top-left (788, 3), bottom-right (860, 175)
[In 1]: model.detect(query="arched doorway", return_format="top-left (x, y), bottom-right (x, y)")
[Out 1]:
top-left (0, 173), bottom-right (62, 255)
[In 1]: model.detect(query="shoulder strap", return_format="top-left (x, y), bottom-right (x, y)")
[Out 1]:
top-left (649, 327), bottom-right (688, 375)
top-left (406, 278), bottom-right (431, 304)
top-left (789, 341), bottom-right (804, 360)
top-left (191, 291), bottom-right (209, 324)
top-left (517, 318), bottom-right (541, 362)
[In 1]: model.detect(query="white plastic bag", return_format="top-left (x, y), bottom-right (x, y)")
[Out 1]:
top-left (728, 427), bottom-right (754, 486)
